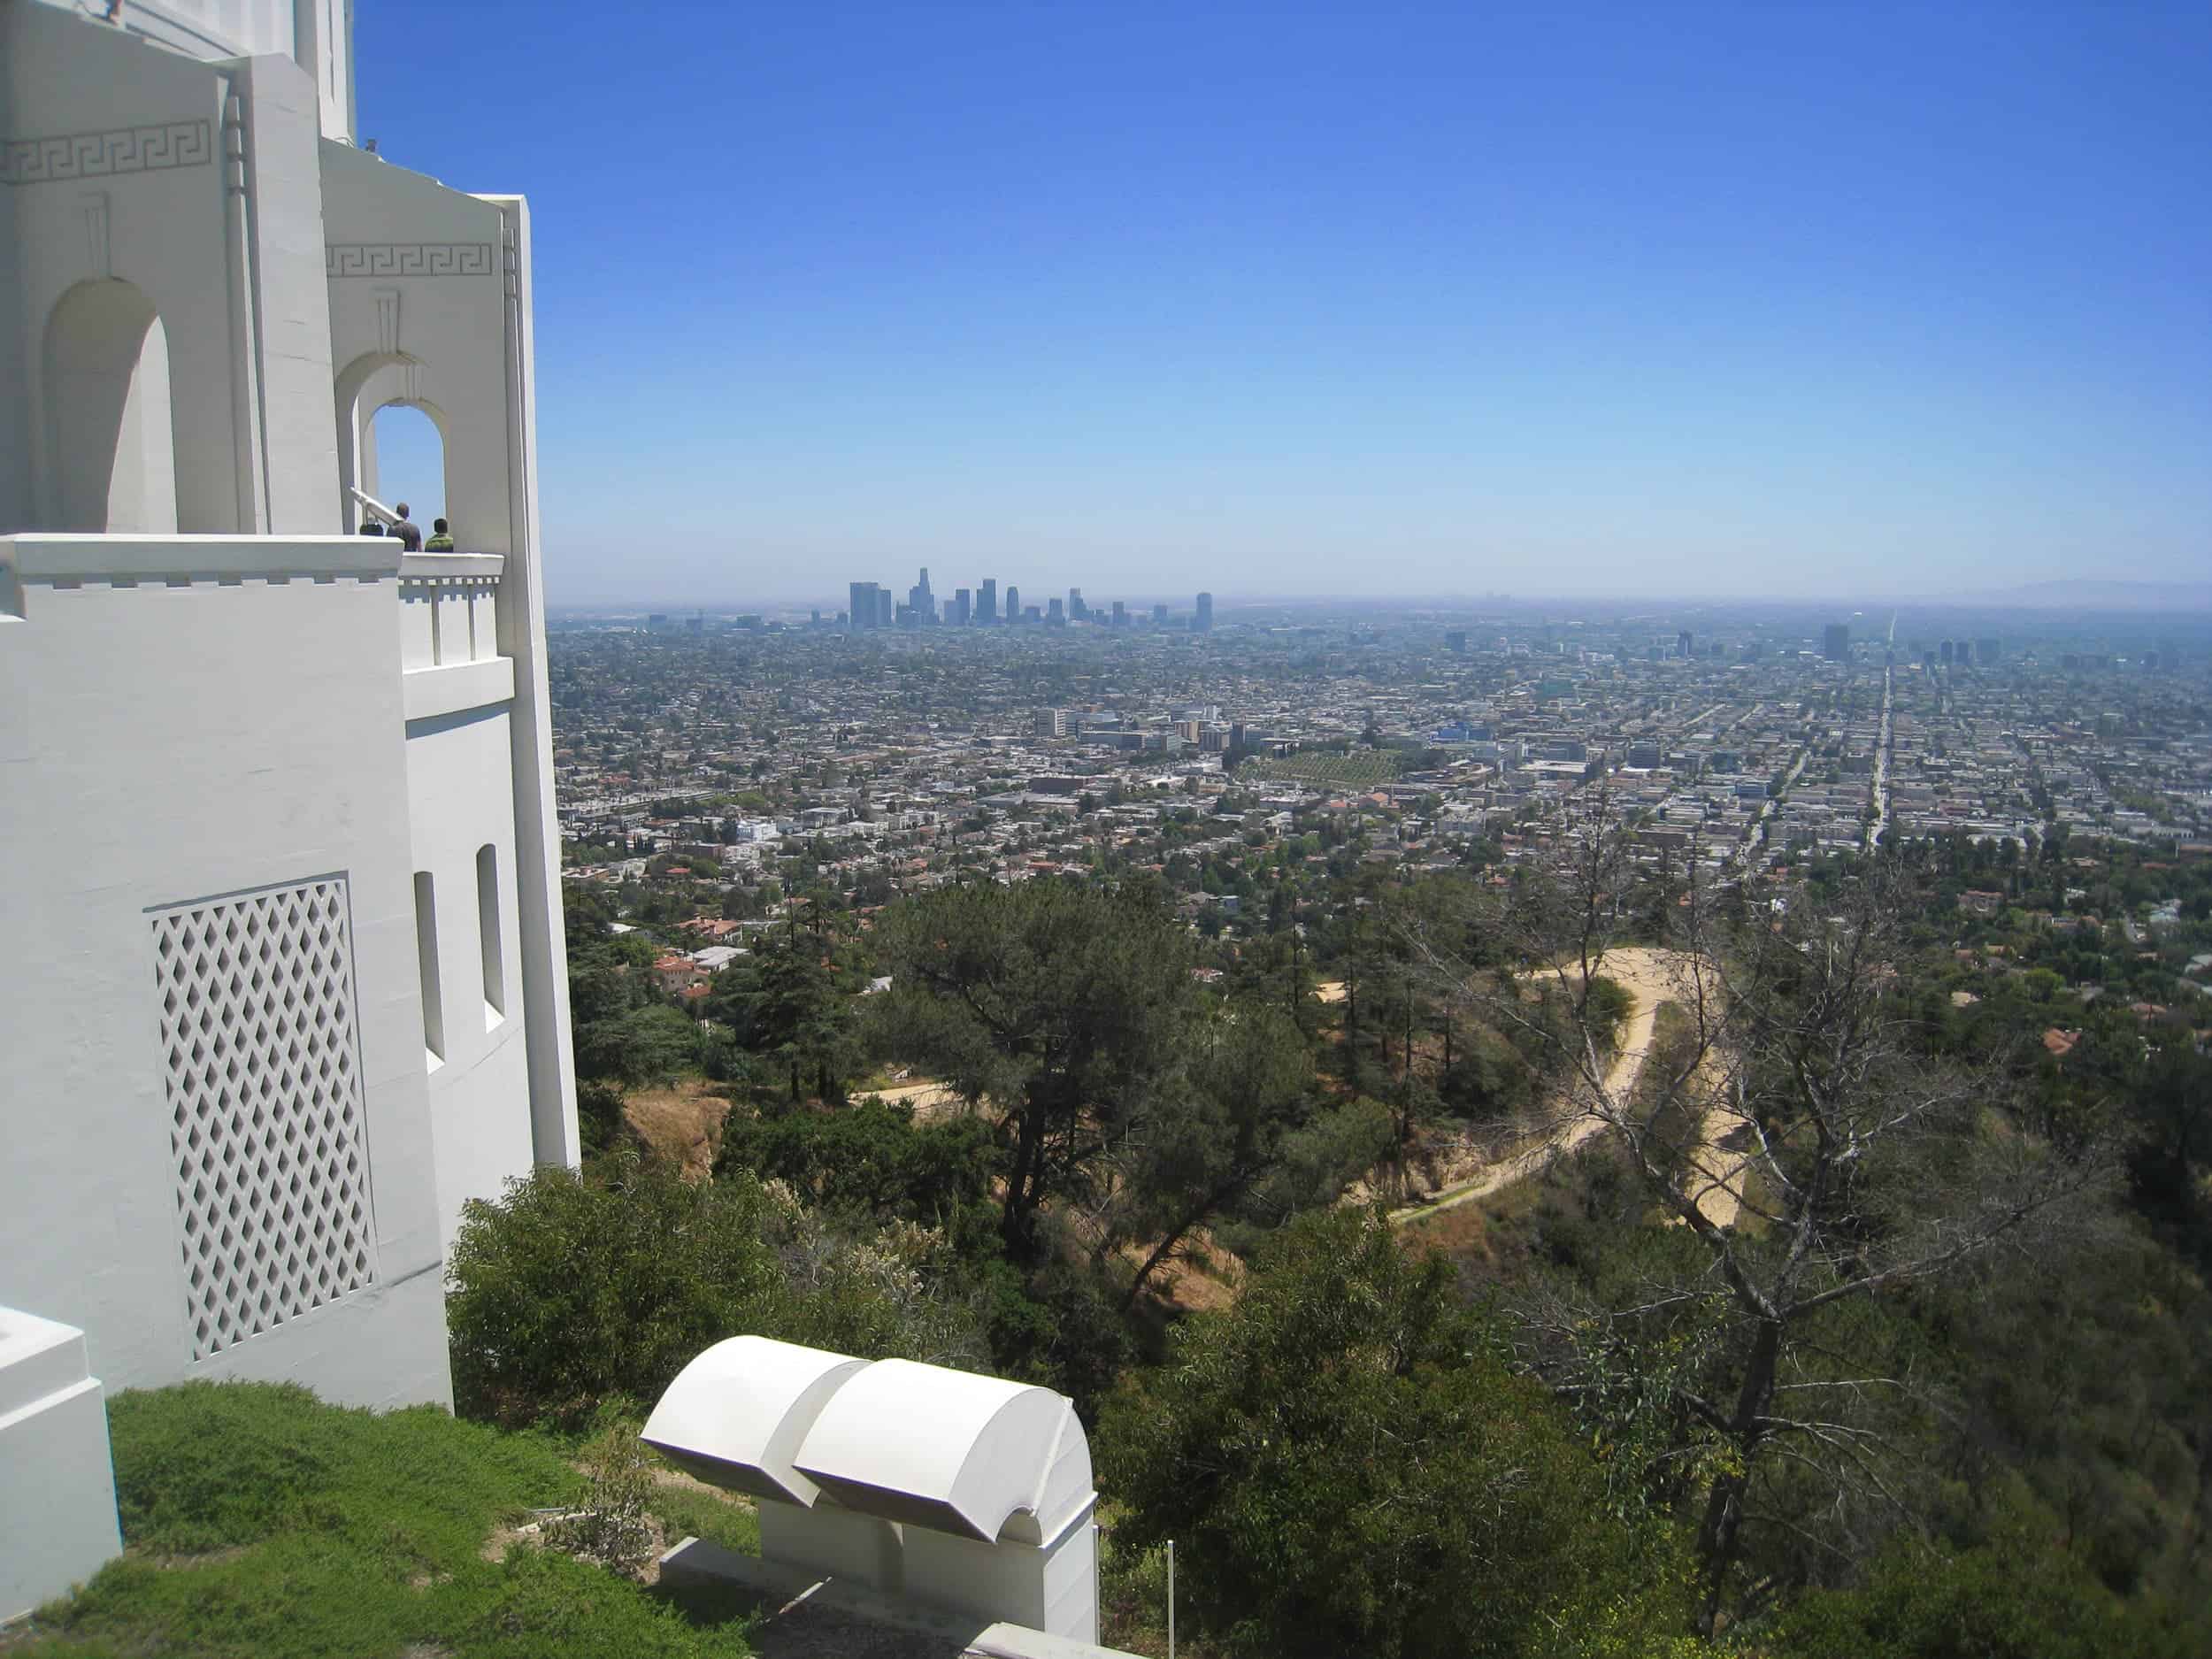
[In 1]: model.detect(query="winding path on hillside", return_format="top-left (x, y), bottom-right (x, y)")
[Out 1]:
top-left (1389, 947), bottom-right (1746, 1229)
top-left (863, 1078), bottom-right (966, 1121)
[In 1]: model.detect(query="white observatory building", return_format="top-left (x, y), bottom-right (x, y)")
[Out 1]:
top-left (0, 0), bottom-right (576, 1440)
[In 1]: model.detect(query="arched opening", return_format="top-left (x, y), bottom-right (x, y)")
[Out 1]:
top-left (333, 352), bottom-right (452, 538)
top-left (365, 403), bottom-right (446, 534)
top-left (42, 279), bottom-right (178, 533)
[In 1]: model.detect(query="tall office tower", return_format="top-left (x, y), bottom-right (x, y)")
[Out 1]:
top-left (1047, 597), bottom-right (1065, 625)
top-left (0, 0), bottom-right (577, 1418)
top-left (910, 566), bottom-right (933, 618)
top-left (1069, 588), bottom-right (1088, 621)
top-left (1939, 640), bottom-right (1955, 665)
top-left (979, 579), bottom-right (998, 624)
top-left (1445, 629), bottom-right (1467, 653)
top-left (849, 582), bottom-right (879, 630)
top-left (952, 588), bottom-right (972, 626)
top-left (1111, 601), bottom-right (1127, 627)
top-left (1151, 603), bottom-right (1169, 627)
top-left (1004, 585), bottom-right (1020, 621)
top-left (1676, 630), bottom-right (1693, 658)
top-left (1977, 637), bottom-right (2001, 664)
top-left (875, 589), bottom-right (894, 629)
top-left (1823, 623), bottom-right (1850, 661)
top-left (1194, 592), bottom-right (1213, 632)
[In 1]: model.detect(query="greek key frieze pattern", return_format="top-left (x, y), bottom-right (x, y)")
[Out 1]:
top-left (326, 242), bottom-right (495, 278)
top-left (0, 119), bottom-right (212, 186)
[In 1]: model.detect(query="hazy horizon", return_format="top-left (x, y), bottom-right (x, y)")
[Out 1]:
top-left (548, 577), bottom-right (2212, 620)
top-left (363, 1), bottom-right (2210, 607)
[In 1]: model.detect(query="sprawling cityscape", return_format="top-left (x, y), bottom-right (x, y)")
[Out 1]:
top-left (6, 0), bottom-right (2208, 1654)
top-left (551, 589), bottom-right (2212, 929)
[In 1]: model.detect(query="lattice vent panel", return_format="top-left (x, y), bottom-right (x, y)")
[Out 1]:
top-left (150, 878), bottom-right (377, 1360)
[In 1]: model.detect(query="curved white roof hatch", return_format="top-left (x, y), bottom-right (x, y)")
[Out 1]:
top-left (793, 1357), bottom-right (1094, 1544)
top-left (640, 1335), bottom-right (869, 1505)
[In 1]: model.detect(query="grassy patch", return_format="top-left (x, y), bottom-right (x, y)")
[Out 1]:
top-left (645, 1482), bottom-right (761, 1558)
top-left (12, 1381), bottom-right (752, 1659)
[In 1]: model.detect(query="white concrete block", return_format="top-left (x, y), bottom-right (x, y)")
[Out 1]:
top-left (0, 1308), bottom-right (122, 1624)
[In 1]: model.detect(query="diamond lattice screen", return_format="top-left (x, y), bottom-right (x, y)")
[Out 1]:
top-left (151, 878), bottom-right (377, 1360)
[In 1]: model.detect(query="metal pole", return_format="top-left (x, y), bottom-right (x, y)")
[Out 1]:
top-left (1167, 1538), bottom-right (1175, 1659)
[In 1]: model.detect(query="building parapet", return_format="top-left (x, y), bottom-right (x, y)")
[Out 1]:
top-left (2, 534), bottom-right (399, 601)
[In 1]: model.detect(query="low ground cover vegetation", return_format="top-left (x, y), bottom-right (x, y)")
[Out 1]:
top-left (10, 1381), bottom-right (761, 1659)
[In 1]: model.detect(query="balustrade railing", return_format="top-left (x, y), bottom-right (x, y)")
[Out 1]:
top-left (397, 553), bottom-right (503, 670)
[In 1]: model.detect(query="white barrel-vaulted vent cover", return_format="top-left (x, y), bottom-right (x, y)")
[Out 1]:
top-left (643, 1337), bottom-right (1102, 1643)
top-left (793, 1357), bottom-right (1093, 1545)
top-left (640, 1335), bottom-right (868, 1505)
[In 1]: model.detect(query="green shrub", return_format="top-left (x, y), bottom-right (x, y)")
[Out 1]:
top-left (545, 1417), bottom-right (657, 1577)
top-left (1769, 1509), bottom-right (2207, 1659)
top-left (446, 1156), bottom-right (789, 1428)
top-left (445, 1154), bottom-right (985, 1430)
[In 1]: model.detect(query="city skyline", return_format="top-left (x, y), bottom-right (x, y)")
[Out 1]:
top-left (841, 566), bottom-right (1220, 630)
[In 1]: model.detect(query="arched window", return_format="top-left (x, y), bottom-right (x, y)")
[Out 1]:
top-left (42, 280), bottom-right (178, 533)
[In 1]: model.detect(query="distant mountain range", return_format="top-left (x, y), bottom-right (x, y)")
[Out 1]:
top-left (1948, 580), bottom-right (2212, 613)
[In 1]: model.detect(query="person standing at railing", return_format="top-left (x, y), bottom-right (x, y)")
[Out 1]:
top-left (389, 503), bottom-right (423, 551)
top-left (424, 518), bottom-right (456, 551)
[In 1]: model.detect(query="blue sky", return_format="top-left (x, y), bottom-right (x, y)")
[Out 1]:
top-left (358, 2), bottom-right (2211, 606)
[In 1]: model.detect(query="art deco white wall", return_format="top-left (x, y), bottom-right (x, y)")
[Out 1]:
top-left (408, 702), bottom-right (536, 1249)
top-left (321, 144), bottom-right (579, 1174)
top-left (19, 0), bottom-right (356, 142)
top-left (2, 1), bottom-right (342, 536)
top-left (0, 535), bottom-right (452, 1409)
top-left (0, 0), bottom-right (574, 1410)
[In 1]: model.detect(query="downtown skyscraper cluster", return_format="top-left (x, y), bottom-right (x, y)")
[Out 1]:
top-left (845, 569), bottom-right (1213, 634)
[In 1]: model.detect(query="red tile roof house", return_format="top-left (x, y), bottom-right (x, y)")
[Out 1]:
top-left (654, 955), bottom-right (709, 995)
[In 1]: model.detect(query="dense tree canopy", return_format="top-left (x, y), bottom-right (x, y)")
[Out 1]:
top-left (1102, 1209), bottom-right (1698, 1659)
top-left (870, 879), bottom-right (1203, 1259)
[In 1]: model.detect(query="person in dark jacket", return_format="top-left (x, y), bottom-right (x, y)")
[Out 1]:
top-left (389, 503), bottom-right (423, 551)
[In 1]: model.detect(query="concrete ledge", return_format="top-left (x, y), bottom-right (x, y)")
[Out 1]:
top-left (399, 552), bottom-right (505, 580)
top-left (657, 1538), bottom-right (1141, 1659)
top-left (2, 534), bottom-right (401, 584)
top-left (403, 657), bottom-right (514, 722)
